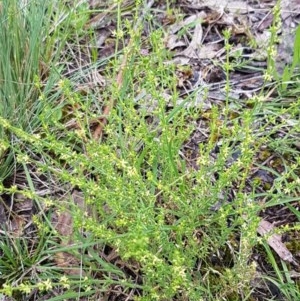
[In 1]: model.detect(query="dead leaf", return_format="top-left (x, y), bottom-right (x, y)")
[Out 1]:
top-left (95, 28), bottom-right (112, 48)
top-left (168, 56), bottom-right (190, 65)
top-left (184, 0), bottom-right (226, 10)
top-left (85, 2), bottom-right (116, 29)
top-left (290, 270), bottom-right (300, 278)
top-left (181, 21), bottom-right (203, 58)
top-left (184, 0), bottom-right (253, 13)
top-left (14, 193), bottom-right (33, 213)
top-left (169, 14), bottom-right (205, 35)
top-left (257, 219), bottom-right (299, 266)
top-left (198, 43), bottom-right (224, 59)
top-left (9, 215), bottom-right (26, 237)
top-left (281, 0), bottom-right (300, 28)
top-left (167, 13), bottom-right (205, 51)
top-left (89, 0), bottom-right (110, 9)
top-left (0, 198), bottom-right (6, 224)
top-left (225, 1), bottom-right (254, 14)
top-left (51, 190), bottom-right (89, 276)
top-left (167, 34), bottom-right (186, 50)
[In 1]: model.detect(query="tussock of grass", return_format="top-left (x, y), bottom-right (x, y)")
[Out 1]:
top-left (0, 0), bottom-right (87, 182)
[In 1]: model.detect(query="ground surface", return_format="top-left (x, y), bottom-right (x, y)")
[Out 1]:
top-left (1, 0), bottom-right (300, 300)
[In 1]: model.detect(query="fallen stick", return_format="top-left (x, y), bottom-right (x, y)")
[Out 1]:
top-left (93, 0), bottom-right (155, 140)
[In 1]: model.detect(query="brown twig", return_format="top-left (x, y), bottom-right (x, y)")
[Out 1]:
top-left (92, 54), bottom-right (128, 140)
top-left (92, 0), bottom-right (155, 140)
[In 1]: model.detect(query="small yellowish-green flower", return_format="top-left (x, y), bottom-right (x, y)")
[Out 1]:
top-left (1, 283), bottom-right (13, 296)
top-left (0, 117), bottom-right (11, 128)
top-left (111, 29), bottom-right (124, 39)
top-left (83, 276), bottom-right (89, 282)
top-left (127, 166), bottom-right (137, 177)
top-left (60, 276), bottom-right (70, 289)
top-left (33, 74), bottom-right (42, 89)
top-left (273, 2), bottom-right (280, 15)
top-left (19, 283), bottom-right (31, 294)
top-left (0, 139), bottom-right (9, 151)
top-left (58, 79), bottom-right (68, 90)
top-left (268, 45), bottom-right (277, 57)
top-left (33, 133), bottom-right (41, 140)
top-left (150, 289), bottom-right (160, 300)
top-left (119, 159), bottom-right (127, 168)
top-left (37, 281), bottom-right (45, 291)
top-left (197, 155), bottom-right (209, 166)
top-left (43, 198), bottom-right (54, 207)
top-left (223, 28), bottom-right (232, 39)
top-left (221, 145), bottom-right (229, 157)
top-left (21, 190), bottom-right (36, 199)
top-left (38, 93), bottom-right (46, 102)
top-left (85, 285), bottom-right (91, 292)
top-left (43, 279), bottom-right (52, 291)
top-left (9, 185), bottom-right (18, 193)
top-left (32, 215), bottom-right (45, 232)
top-left (263, 71), bottom-right (273, 81)
top-left (157, 181), bottom-right (164, 190)
top-left (17, 154), bottom-right (30, 164)
top-left (75, 128), bottom-right (86, 139)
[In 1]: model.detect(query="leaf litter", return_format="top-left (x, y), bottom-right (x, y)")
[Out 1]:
top-left (1, 0), bottom-right (300, 300)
